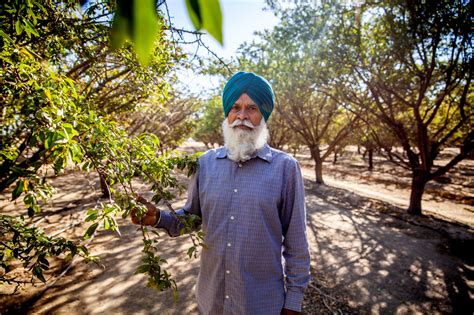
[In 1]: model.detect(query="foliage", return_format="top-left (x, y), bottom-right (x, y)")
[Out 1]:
top-left (0, 215), bottom-right (93, 291)
top-left (124, 91), bottom-right (199, 151)
top-left (243, 0), bottom-right (472, 212)
top-left (111, 0), bottom-right (160, 65)
top-left (235, 4), bottom-right (358, 183)
top-left (325, 0), bottom-right (473, 213)
top-left (110, 0), bottom-right (223, 65)
top-left (0, 0), bottom-right (207, 294)
top-left (185, 0), bottom-right (223, 45)
top-left (193, 96), bottom-right (224, 148)
top-left (266, 111), bottom-right (303, 153)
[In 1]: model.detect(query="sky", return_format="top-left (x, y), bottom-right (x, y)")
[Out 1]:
top-left (163, 0), bottom-right (281, 95)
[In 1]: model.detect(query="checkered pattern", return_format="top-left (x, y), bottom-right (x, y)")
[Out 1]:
top-left (158, 144), bottom-right (310, 314)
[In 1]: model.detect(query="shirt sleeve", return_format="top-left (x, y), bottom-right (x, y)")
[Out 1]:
top-left (155, 167), bottom-right (202, 237)
top-left (281, 160), bottom-right (311, 312)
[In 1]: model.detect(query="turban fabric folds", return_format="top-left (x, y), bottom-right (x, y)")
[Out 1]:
top-left (222, 72), bottom-right (275, 122)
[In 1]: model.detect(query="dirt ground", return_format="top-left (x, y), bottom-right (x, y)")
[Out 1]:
top-left (0, 145), bottom-right (473, 314)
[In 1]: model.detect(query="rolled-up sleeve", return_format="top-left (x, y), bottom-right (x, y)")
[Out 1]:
top-left (156, 168), bottom-right (202, 237)
top-left (281, 160), bottom-right (311, 311)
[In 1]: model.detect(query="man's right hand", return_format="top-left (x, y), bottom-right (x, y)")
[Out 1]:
top-left (130, 195), bottom-right (160, 226)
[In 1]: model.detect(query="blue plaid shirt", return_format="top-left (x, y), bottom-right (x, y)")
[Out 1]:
top-left (158, 144), bottom-right (310, 314)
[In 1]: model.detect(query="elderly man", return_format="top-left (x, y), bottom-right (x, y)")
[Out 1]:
top-left (132, 72), bottom-right (310, 314)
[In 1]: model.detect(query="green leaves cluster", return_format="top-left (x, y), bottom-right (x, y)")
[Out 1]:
top-left (1, 0), bottom-right (208, 294)
top-left (185, 0), bottom-right (223, 44)
top-left (136, 233), bottom-right (177, 298)
top-left (0, 215), bottom-right (91, 289)
top-left (111, 0), bottom-right (223, 65)
top-left (111, 0), bottom-right (160, 65)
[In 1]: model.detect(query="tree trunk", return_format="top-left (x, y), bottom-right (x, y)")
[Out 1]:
top-left (315, 161), bottom-right (324, 184)
top-left (310, 147), bottom-right (324, 184)
top-left (99, 173), bottom-right (111, 198)
top-left (368, 148), bottom-right (373, 171)
top-left (407, 172), bottom-right (427, 215)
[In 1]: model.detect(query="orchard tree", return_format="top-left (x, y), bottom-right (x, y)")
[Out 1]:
top-left (328, 0), bottom-right (473, 214)
top-left (237, 5), bottom-right (359, 184)
top-left (193, 96), bottom-right (225, 148)
top-left (125, 90), bottom-right (199, 151)
top-left (267, 111), bottom-right (304, 154)
top-left (0, 0), bottom-right (222, 294)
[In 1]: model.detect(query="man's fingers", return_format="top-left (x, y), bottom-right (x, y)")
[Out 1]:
top-left (130, 206), bottom-right (158, 226)
top-left (136, 195), bottom-right (148, 204)
top-left (130, 208), bottom-right (140, 224)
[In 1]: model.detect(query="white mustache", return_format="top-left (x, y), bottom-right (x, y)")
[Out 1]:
top-left (229, 119), bottom-right (255, 129)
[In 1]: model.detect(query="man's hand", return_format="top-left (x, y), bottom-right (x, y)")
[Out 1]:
top-left (281, 308), bottom-right (300, 315)
top-left (130, 195), bottom-right (160, 226)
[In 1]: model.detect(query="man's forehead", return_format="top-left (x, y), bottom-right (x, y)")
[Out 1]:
top-left (233, 94), bottom-right (257, 106)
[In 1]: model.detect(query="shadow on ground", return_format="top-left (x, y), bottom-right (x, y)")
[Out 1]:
top-left (305, 181), bottom-right (474, 314)
top-left (1, 171), bottom-right (473, 314)
top-left (12, 223), bottom-right (201, 315)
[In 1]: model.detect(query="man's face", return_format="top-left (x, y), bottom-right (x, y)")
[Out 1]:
top-left (227, 93), bottom-right (263, 130)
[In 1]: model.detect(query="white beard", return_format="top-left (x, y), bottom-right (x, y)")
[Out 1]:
top-left (222, 118), bottom-right (269, 162)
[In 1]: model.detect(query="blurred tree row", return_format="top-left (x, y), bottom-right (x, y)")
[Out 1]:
top-left (193, 96), bottom-right (224, 148)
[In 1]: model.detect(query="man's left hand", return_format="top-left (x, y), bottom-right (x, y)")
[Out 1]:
top-left (281, 308), bottom-right (300, 315)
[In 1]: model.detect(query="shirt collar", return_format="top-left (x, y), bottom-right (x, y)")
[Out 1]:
top-left (216, 143), bottom-right (273, 163)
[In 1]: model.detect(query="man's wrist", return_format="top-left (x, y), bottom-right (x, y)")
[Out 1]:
top-left (153, 208), bottom-right (161, 227)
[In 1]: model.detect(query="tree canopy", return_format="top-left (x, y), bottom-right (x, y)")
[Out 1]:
top-left (208, 0), bottom-right (472, 211)
top-left (0, 0), bottom-right (216, 293)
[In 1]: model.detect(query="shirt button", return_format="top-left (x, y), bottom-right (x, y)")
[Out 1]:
top-left (226, 270), bottom-right (230, 274)
top-left (225, 295), bottom-right (230, 299)
top-left (238, 163), bottom-right (242, 168)
top-left (230, 216), bottom-right (235, 220)
top-left (233, 189), bottom-right (238, 193)
top-left (227, 242), bottom-right (231, 247)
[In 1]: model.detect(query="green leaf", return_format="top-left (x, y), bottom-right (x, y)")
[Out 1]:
top-left (0, 30), bottom-right (13, 43)
top-left (82, 161), bottom-right (90, 171)
top-left (15, 20), bottom-right (22, 35)
top-left (87, 208), bottom-right (98, 216)
top-left (44, 135), bottom-right (51, 149)
top-left (38, 254), bottom-right (50, 269)
top-left (200, 0), bottom-right (223, 44)
top-left (62, 126), bottom-right (70, 141)
top-left (24, 19), bottom-right (39, 37)
top-left (110, 1), bottom-right (131, 50)
top-left (133, 0), bottom-right (159, 66)
top-left (83, 222), bottom-right (99, 240)
top-left (104, 218), bottom-right (110, 230)
top-left (135, 264), bottom-right (150, 274)
top-left (186, 246), bottom-right (196, 258)
top-left (111, 0), bottom-right (159, 65)
top-left (85, 213), bottom-right (97, 222)
top-left (185, 0), bottom-right (202, 29)
top-left (33, 266), bottom-right (46, 282)
top-left (77, 245), bottom-right (89, 256)
top-left (185, 0), bottom-right (223, 45)
top-left (12, 180), bottom-right (25, 201)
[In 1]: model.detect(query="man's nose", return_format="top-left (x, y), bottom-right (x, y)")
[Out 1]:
top-left (236, 108), bottom-right (249, 120)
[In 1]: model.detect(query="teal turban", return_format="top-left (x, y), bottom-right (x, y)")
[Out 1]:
top-left (222, 71), bottom-right (275, 122)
